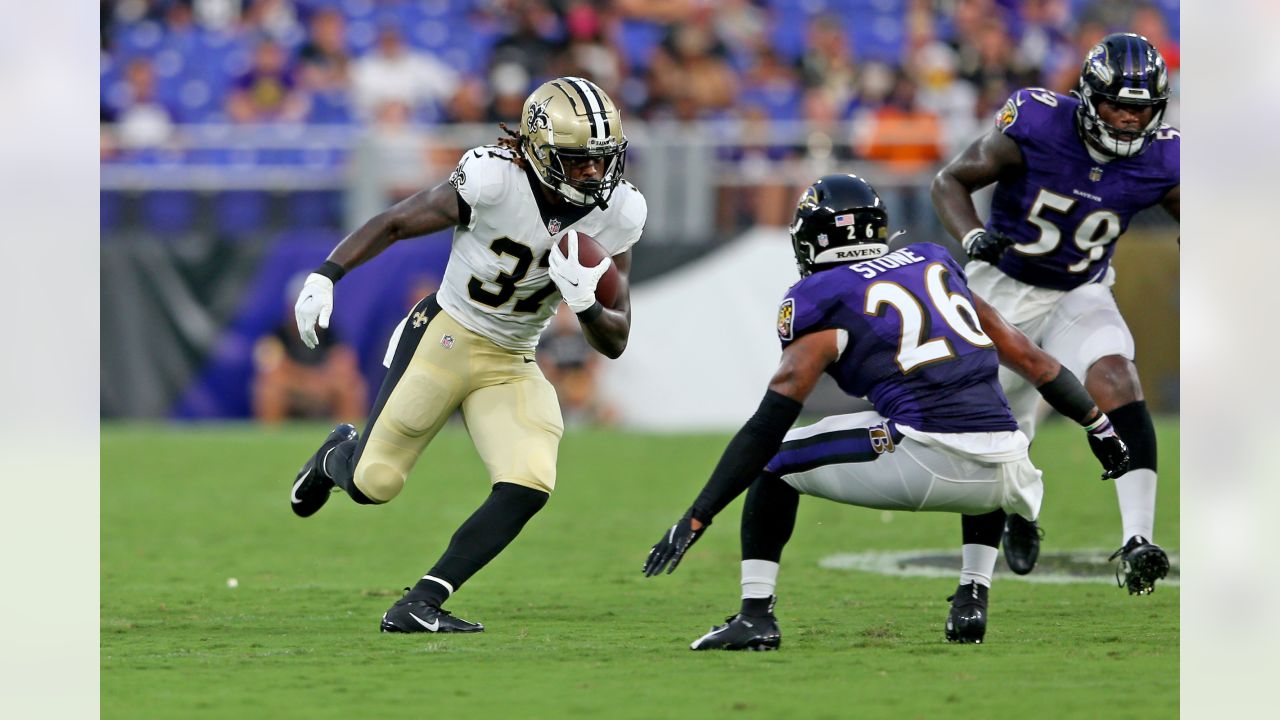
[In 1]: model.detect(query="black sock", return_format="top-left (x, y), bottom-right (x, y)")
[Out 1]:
top-left (1107, 400), bottom-right (1157, 472)
top-left (962, 508), bottom-right (1006, 548)
top-left (740, 596), bottom-right (774, 617)
top-left (404, 482), bottom-right (549, 604)
top-left (404, 575), bottom-right (452, 608)
top-left (324, 438), bottom-right (377, 505)
top-left (741, 473), bottom-right (799, 563)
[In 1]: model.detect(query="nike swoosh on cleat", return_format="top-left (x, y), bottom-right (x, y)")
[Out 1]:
top-left (320, 446), bottom-right (337, 478)
top-left (691, 624), bottom-right (729, 649)
top-left (290, 473), bottom-right (308, 504)
top-left (408, 612), bottom-right (440, 632)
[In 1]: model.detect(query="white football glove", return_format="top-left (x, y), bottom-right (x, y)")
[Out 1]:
top-left (548, 230), bottom-right (611, 313)
top-left (294, 273), bottom-right (334, 349)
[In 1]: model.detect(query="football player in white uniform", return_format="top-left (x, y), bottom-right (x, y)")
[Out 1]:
top-left (289, 77), bottom-right (646, 633)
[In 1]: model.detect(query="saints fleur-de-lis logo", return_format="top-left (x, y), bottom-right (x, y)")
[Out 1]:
top-left (527, 97), bottom-right (552, 132)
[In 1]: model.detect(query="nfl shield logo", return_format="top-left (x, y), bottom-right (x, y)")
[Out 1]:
top-left (547, 218), bottom-right (561, 235)
top-left (440, 334), bottom-right (455, 349)
top-left (1089, 167), bottom-right (1103, 182)
top-left (817, 232), bottom-right (829, 247)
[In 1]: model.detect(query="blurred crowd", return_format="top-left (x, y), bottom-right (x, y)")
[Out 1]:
top-left (102, 0), bottom-right (1180, 155)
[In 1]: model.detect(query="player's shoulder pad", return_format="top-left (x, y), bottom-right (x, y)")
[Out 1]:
top-left (600, 180), bottom-right (647, 255)
top-left (613, 181), bottom-right (647, 234)
top-left (995, 88), bottom-right (1072, 139)
top-left (777, 271), bottom-right (842, 346)
top-left (1151, 123), bottom-right (1181, 174)
top-left (450, 145), bottom-right (519, 209)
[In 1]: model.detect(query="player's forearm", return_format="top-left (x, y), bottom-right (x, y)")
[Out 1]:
top-left (930, 171), bottom-right (986, 243)
top-left (325, 212), bottom-right (401, 274)
top-left (689, 391), bottom-right (803, 523)
top-left (578, 305), bottom-right (629, 359)
top-left (1035, 367), bottom-right (1102, 426)
top-left (327, 183), bottom-right (461, 275)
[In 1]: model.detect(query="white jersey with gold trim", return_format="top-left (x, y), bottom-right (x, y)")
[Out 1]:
top-left (434, 145), bottom-right (646, 352)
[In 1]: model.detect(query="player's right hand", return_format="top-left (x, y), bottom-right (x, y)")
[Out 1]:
top-left (294, 273), bottom-right (334, 349)
top-left (549, 229), bottom-right (611, 313)
top-left (962, 229), bottom-right (1014, 264)
top-left (1086, 415), bottom-right (1130, 480)
top-left (643, 514), bottom-right (708, 577)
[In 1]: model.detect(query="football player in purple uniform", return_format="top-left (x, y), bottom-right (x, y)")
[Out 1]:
top-left (642, 174), bottom-right (1129, 647)
top-left (931, 33), bottom-right (1178, 594)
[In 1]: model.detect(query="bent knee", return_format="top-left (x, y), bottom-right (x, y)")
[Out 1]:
top-left (495, 475), bottom-right (555, 495)
top-left (1086, 355), bottom-right (1144, 407)
top-left (354, 462), bottom-right (406, 503)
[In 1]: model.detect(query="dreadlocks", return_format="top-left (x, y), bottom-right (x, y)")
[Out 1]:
top-left (495, 122), bottom-right (526, 169)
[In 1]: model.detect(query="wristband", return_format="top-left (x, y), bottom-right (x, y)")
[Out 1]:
top-left (314, 260), bottom-right (347, 283)
top-left (576, 300), bottom-right (604, 324)
top-left (1084, 414), bottom-right (1112, 433)
top-left (961, 228), bottom-right (986, 253)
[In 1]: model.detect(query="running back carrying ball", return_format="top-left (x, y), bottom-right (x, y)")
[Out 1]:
top-left (556, 230), bottom-right (620, 307)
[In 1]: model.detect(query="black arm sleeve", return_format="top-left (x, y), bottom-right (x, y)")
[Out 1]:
top-left (1037, 367), bottom-right (1099, 425)
top-left (689, 390), bottom-right (804, 523)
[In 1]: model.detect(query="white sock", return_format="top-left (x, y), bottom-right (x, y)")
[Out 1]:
top-left (960, 544), bottom-right (998, 588)
top-left (1114, 468), bottom-right (1156, 544)
top-left (741, 559), bottom-right (780, 599)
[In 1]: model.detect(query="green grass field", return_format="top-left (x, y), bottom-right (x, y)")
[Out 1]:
top-left (102, 419), bottom-right (1178, 719)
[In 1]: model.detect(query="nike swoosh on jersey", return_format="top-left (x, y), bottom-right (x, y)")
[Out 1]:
top-left (409, 612), bottom-right (440, 631)
top-left (523, 357), bottom-right (536, 363)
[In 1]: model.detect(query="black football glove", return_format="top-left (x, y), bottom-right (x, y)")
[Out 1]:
top-left (1086, 415), bottom-right (1130, 480)
top-left (643, 514), bottom-right (708, 577)
top-left (962, 229), bottom-right (1014, 264)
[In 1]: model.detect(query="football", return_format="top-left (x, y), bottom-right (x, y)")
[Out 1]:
top-left (557, 230), bottom-right (621, 307)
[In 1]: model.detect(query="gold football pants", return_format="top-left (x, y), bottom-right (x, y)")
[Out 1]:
top-left (352, 295), bottom-right (563, 502)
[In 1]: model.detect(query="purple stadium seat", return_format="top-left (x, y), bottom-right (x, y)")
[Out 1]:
top-left (142, 191), bottom-right (198, 236)
top-left (215, 191), bottom-right (270, 237)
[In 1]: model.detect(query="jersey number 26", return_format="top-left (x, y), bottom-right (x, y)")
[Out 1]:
top-left (864, 263), bottom-right (993, 374)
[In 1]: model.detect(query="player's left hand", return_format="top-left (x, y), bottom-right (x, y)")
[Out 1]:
top-left (549, 229), bottom-right (611, 313)
top-left (294, 273), bottom-right (334, 349)
top-left (1086, 415), bottom-right (1130, 480)
top-left (643, 514), bottom-right (708, 577)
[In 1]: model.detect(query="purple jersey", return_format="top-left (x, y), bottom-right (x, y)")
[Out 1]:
top-left (777, 242), bottom-right (1017, 433)
top-left (988, 88), bottom-right (1179, 291)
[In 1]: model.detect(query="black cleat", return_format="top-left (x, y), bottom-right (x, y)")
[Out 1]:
top-left (1002, 513), bottom-right (1043, 575)
top-left (1109, 536), bottom-right (1170, 595)
top-left (690, 598), bottom-right (781, 651)
top-left (945, 582), bottom-right (989, 644)
top-left (290, 423), bottom-right (357, 518)
top-left (380, 594), bottom-right (484, 634)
